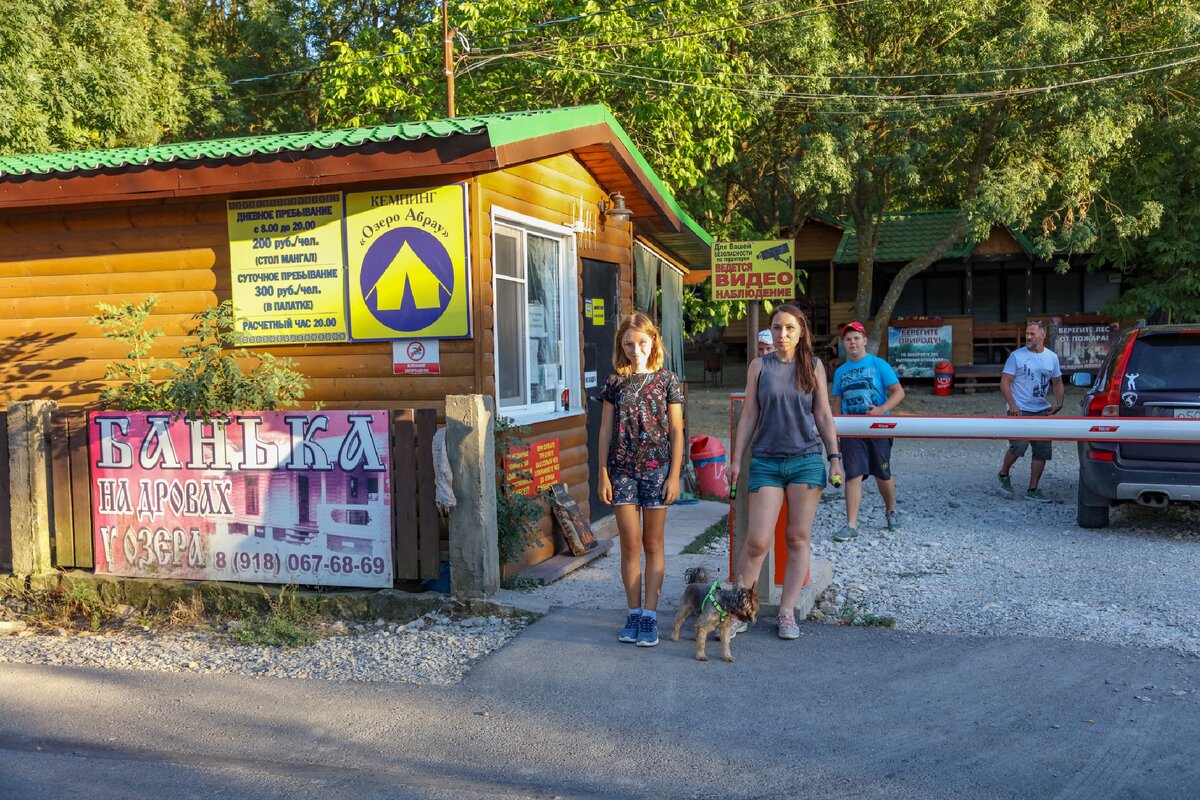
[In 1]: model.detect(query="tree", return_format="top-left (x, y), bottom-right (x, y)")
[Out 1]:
top-left (0, 0), bottom-right (194, 155)
top-left (319, 0), bottom-right (768, 191)
top-left (705, 0), bottom-right (1198, 351)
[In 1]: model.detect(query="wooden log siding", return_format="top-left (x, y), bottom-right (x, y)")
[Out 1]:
top-left (476, 155), bottom-right (635, 571)
top-left (391, 408), bottom-right (441, 581)
top-left (1, 149), bottom-right (645, 572)
top-left (0, 191), bottom-right (479, 410)
top-left (48, 408), bottom-right (93, 569)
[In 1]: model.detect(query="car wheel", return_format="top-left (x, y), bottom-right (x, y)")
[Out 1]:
top-left (1077, 483), bottom-right (1110, 529)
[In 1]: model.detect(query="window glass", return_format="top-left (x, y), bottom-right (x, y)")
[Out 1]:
top-left (493, 214), bottom-right (577, 418)
top-left (1127, 335), bottom-right (1200, 391)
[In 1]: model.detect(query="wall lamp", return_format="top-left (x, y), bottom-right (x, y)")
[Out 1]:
top-left (599, 192), bottom-right (633, 227)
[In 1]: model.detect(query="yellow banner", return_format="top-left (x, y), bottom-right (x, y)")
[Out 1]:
top-left (711, 239), bottom-right (796, 302)
top-left (345, 185), bottom-right (471, 340)
top-left (227, 192), bottom-right (348, 344)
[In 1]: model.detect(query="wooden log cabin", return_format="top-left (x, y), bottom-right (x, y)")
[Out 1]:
top-left (0, 105), bottom-right (711, 576)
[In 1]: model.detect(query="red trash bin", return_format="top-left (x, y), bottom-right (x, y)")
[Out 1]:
top-left (688, 435), bottom-right (728, 499)
top-left (934, 360), bottom-right (954, 396)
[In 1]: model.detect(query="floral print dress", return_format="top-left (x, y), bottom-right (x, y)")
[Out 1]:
top-left (598, 369), bottom-right (684, 473)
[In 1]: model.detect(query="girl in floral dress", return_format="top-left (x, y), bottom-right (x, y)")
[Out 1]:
top-left (598, 312), bottom-right (685, 647)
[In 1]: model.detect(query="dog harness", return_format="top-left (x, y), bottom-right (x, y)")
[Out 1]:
top-left (702, 580), bottom-right (729, 622)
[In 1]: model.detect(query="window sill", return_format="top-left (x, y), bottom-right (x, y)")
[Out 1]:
top-left (499, 407), bottom-right (586, 426)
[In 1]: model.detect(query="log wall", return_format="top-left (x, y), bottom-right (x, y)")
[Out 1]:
top-left (0, 151), bottom-right (640, 573)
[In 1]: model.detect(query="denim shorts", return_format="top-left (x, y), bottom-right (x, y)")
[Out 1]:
top-left (748, 453), bottom-right (826, 491)
top-left (610, 465), bottom-right (671, 508)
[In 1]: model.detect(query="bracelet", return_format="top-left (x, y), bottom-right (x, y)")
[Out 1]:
top-left (827, 453), bottom-right (843, 460)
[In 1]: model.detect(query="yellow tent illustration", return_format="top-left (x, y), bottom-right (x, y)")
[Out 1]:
top-left (366, 241), bottom-right (449, 310)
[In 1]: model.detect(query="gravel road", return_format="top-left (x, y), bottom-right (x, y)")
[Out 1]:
top-left (809, 436), bottom-right (1200, 656)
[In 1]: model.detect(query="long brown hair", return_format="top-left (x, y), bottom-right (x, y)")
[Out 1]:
top-left (612, 311), bottom-right (665, 377)
top-left (771, 303), bottom-right (817, 393)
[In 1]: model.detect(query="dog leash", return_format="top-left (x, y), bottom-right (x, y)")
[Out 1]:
top-left (702, 580), bottom-right (729, 622)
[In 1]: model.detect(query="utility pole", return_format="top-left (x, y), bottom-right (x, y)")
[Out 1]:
top-left (443, 1), bottom-right (456, 117)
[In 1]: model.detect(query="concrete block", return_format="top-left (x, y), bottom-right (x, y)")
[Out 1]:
top-left (445, 395), bottom-right (500, 599)
top-left (368, 589), bottom-right (440, 620)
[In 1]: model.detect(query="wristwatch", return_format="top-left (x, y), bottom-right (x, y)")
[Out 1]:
top-left (827, 453), bottom-right (843, 461)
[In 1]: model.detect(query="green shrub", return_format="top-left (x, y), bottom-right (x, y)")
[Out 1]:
top-left (90, 297), bottom-right (308, 418)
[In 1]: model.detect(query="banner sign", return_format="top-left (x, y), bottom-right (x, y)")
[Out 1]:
top-left (504, 438), bottom-right (562, 497)
top-left (89, 411), bottom-right (393, 588)
top-left (711, 240), bottom-right (795, 301)
top-left (1050, 320), bottom-right (1121, 370)
top-left (227, 193), bottom-right (349, 345)
top-left (345, 185), bottom-right (472, 340)
top-left (886, 325), bottom-right (953, 377)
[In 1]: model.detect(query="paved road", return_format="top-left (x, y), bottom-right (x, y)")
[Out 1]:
top-left (3, 609), bottom-right (1197, 799)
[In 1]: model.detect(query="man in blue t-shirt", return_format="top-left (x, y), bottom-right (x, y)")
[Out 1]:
top-left (830, 321), bottom-right (906, 541)
top-left (997, 320), bottom-right (1064, 502)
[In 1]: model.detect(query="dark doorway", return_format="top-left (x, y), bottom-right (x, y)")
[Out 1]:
top-left (582, 259), bottom-right (620, 524)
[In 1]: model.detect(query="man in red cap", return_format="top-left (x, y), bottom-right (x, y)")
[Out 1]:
top-left (830, 321), bottom-right (905, 541)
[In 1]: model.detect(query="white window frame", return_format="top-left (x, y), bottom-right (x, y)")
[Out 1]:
top-left (491, 207), bottom-right (581, 423)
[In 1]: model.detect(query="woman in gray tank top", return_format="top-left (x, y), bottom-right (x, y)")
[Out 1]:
top-left (729, 303), bottom-right (843, 640)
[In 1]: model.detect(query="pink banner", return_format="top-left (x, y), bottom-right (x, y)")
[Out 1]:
top-left (89, 411), bottom-right (393, 588)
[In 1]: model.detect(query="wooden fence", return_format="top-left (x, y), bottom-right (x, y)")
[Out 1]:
top-left (391, 408), bottom-right (442, 582)
top-left (33, 409), bottom-right (443, 583)
top-left (49, 409), bottom-right (94, 569)
top-left (0, 410), bottom-right (9, 571)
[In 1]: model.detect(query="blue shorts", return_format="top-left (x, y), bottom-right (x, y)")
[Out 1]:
top-left (748, 454), bottom-right (826, 491)
top-left (842, 437), bottom-right (893, 481)
top-left (610, 465), bottom-right (670, 508)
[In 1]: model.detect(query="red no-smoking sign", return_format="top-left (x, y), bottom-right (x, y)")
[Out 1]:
top-left (392, 339), bottom-right (440, 375)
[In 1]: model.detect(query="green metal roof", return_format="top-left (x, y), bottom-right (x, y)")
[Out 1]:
top-left (0, 117), bottom-right (494, 177)
top-left (0, 105), bottom-right (711, 264)
top-left (833, 210), bottom-right (977, 264)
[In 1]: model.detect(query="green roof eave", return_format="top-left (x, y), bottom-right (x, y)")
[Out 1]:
top-left (484, 106), bottom-right (712, 253)
top-left (0, 105), bottom-right (711, 267)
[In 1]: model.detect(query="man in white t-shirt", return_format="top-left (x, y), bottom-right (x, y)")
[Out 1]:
top-left (997, 320), bottom-right (1064, 502)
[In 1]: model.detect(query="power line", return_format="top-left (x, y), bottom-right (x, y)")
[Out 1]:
top-left (599, 41), bottom-right (1200, 82)
top-left (184, 42), bottom-right (439, 93)
top-left (513, 52), bottom-right (1200, 103)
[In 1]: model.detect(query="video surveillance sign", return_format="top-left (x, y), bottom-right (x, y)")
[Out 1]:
top-left (711, 240), bottom-right (796, 301)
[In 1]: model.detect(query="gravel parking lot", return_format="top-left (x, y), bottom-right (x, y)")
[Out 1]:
top-left (685, 381), bottom-right (1200, 657)
top-left (811, 435), bottom-right (1200, 656)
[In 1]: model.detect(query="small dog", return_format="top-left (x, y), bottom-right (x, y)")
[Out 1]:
top-left (671, 566), bottom-right (759, 662)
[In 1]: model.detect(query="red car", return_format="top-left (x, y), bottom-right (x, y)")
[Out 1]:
top-left (1073, 323), bottom-right (1200, 528)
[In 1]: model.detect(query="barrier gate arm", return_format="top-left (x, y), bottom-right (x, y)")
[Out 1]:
top-left (834, 415), bottom-right (1200, 444)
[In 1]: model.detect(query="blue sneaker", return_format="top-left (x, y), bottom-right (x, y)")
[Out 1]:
top-left (635, 614), bottom-right (659, 647)
top-left (618, 613), bottom-right (641, 643)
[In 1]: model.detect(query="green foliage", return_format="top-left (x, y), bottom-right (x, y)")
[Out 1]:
top-left (89, 297), bottom-right (308, 419)
top-left (226, 585), bottom-right (319, 648)
top-left (680, 513), bottom-right (730, 555)
top-left (501, 574), bottom-right (542, 592)
top-left (837, 602), bottom-right (897, 628)
top-left (319, 0), bottom-right (765, 192)
top-left (494, 417), bottom-right (545, 566)
top-left (0, 0), bottom-right (193, 155)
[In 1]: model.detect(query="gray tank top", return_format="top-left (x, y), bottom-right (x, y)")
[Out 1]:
top-left (750, 353), bottom-right (821, 458)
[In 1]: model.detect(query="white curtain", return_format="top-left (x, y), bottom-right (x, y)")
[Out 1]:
top-left (527, 235), bottom-right (561, 402)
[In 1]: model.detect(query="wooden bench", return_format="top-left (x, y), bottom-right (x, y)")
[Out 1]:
top-left (954, 364), bottom-right (1005, 392)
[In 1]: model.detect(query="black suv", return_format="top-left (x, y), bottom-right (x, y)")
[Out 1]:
top-left (1074, 323), bottom-right (1200, 528)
